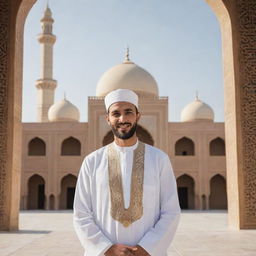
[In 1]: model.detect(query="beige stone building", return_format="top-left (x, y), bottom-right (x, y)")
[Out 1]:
top-left (20, 6), bottom-right (227, 211)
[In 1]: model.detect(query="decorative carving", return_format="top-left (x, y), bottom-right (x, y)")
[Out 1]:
top-left (0, 0), bottom-right (9, 229)
top-left (238, 0), bottom-right (256, 218)
top-left (36, 79), bottom-right (57, 90)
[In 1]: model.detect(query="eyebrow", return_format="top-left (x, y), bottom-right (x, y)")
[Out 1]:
top-left (110, 108), bottom-right (134, 113)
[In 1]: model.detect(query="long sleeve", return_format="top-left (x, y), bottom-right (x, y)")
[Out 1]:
top-left (138, 155), bottom-right (181, 256)
top-left (73, 158), bottom-right (112, 256)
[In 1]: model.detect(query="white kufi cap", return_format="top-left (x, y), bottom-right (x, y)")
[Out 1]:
top-left (104, 89), bottom-right (138, 111)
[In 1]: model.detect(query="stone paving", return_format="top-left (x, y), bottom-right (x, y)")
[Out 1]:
top-left (1, 211), bottom-right (256, 256)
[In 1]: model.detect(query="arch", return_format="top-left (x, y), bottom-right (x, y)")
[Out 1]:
top-left (27, 174), bottom-right (45, 209)
top-left (49, 194), bottom-right (55, 210)
top-left (176, 174), bottom-right (195, 209)
top-left (1, 0), bottom-right (255, 231)
top-left (210, 137), bottom-right (225, 156)
top-left (209, 174), bottom-right (227, 209)
top-left (102, 125), bottom-right (154, 146)
top-left (61, 137), bottom-right (81, 156)
top-left (28, 137), bottom-right (46, 156)
top-left (59, 174), bottom-right (77, 209)
top-left (175, 137), bottom-right (195, 156)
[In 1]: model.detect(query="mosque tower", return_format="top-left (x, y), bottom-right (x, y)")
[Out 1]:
top-left (35, 4), bottom-right (57, 122)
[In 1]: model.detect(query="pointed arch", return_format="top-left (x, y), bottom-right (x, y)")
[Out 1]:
top-left (176, 174), bottom-right (195, 209)
top-left (209, 174), bottom-right (227, 209)
top-left (59, 174), bottom-right (77, 209)
top-left (175, 137), bottom-right (195, 156)
top-left (61, 137), bottom-right (81, 156)
top-left (210, 137), bottom-right (225, 156)
top-left (27, 174), bottom-right (45, 209)
top-left (28, 137), bottom-right (46, 156)
top-left (102, 125), bottom-right (154, 146)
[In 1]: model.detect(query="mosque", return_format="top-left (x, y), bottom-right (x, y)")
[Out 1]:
top-left (20, 6), bottom-right (227, 211)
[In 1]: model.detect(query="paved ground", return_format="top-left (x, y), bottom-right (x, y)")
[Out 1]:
top-left (1, 211), bottom-right (256, 256)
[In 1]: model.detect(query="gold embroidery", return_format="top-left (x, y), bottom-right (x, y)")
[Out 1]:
top-left (108, 141), bottom-right (145, 227)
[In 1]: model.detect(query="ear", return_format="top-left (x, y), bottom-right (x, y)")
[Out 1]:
top-left (105, 113), bottom-right (110, 125)
top-left (136, 112), bottom-right (141, 122)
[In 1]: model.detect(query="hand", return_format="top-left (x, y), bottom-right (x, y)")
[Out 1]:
top-left (104, 244), bottom-right (137, 256)
top-left (134, 245), bottom-right (150, 256)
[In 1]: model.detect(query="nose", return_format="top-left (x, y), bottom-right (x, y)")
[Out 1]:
top-left (118, 114), bottom-right (126, 123)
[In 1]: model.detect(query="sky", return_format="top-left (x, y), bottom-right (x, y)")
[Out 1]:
top-left (22, 0), bottom-right (224, 122)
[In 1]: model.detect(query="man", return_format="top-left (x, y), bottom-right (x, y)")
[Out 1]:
top-left (73, 89), bottom-right (180, 256)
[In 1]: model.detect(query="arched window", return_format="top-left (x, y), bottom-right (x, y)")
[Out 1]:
top-left (61, 137), bottom-right (81, 156)
top-left (176, 174), bottom-right (195, 209)
top-left (27, 174), bottom-right (45, 209)
top-left (60, 174), bottom-right (77, 209)
top-left (210, 137), bottom-right (225, 155)
top-left (175, 137), bottom-right (195, 155)
top-left (209, 174), bottom-right (227, 209)
top-left (102, 125), bottom-right (154, 146)
top-left (28, 137), bottom-right (46, 156)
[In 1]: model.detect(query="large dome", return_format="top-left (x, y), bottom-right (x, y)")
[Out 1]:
top-left (48, 98), bottom-right (80, 122)
top-left (181, 98), bottom-right (214, 122)
top-left (96, 57), bottom-right (159, 97)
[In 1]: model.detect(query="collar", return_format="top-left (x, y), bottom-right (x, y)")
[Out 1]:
top-left (113, 139), bottom-right (139, 153)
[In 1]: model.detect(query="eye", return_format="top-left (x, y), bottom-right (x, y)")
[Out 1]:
top-left (112, 112), bottom-right (120, 117)
top-left (125, 110), bottom-right (133, 115)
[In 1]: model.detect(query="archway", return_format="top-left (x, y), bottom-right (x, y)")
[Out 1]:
top-left (176, 174), bottom-right (195, 209)
top-left (59, 174), bottom-right (77, 209)
top-left (209, 174), bottom-right (227, 209)
top-left (28, 137), bottom-right (46, 156)
top-left (175, 137), bottom-right (195, 156)
top-left (0, 0), bottom-right (255, 230)
top-left (102, 125), bottom-right (154, 146)
top-left (27, 174), bottom-right (45, 210)
top-left (61, 137), bottom-right (81, 156)
top-left (210, 137), bottom-right (225, 156)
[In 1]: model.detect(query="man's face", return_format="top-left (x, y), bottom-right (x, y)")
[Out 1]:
top-left (106, 102), bottom-right (140, 140)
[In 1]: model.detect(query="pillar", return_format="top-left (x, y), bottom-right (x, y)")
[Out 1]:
top-left (0, 0), bottom-right (36, 230)
top-left (207, 0), bottom-right (256, 229)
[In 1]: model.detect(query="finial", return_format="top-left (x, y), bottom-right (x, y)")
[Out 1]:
top-left (125, 46), bottom-right (130, 62)
top-left (43, 0), bottom-right (52, 17)
top-left (195, 90), bottom-right (199, 101)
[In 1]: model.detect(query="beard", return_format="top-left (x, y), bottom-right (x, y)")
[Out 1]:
top-left (111, 121), bottom-right (137, 140)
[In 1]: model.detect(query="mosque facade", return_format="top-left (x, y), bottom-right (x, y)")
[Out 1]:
top-left (20, 6), bottom-right (227, 211)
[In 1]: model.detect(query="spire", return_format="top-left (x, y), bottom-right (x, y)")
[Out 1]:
top-left (43, 1), bottom-right (52, 18)
top-left (123, 46), bottom-right (133, 64)
top-left (64, 92), bottom-right (67, 100)
top-left (195, 90), bottom-right (199, 101)
top-left (125, 46), bottom-right (130, 62)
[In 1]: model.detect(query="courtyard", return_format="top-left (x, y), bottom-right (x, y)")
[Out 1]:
top-left (1, 211), bottom-right (256, 256)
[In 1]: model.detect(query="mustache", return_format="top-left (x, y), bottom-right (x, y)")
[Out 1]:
top-left (116, 122), bottom-right (132, 126)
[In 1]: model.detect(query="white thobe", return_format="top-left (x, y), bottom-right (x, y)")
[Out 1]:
top-left (73, 140), bottom-right (181, 256)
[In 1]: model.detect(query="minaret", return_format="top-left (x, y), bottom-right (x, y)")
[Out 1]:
top-left (35, 4), bottom-right (57, 122)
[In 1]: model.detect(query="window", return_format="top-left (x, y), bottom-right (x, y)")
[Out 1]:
top-left (175, 137), bottom-right (195, 155)
top-left (28, 137), bottom-right (46, 156)
top-left (61, 137), bottom-right (81, 156)
top-left (210, 137), bottom-right (225, 156)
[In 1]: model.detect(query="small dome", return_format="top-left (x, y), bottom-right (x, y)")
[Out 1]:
top-left (96, 54), bottom-right (158, 97)
top-left (181, 98), bottom-right (214, 122)
top-left (48, 98), bottom-right (80, 122)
